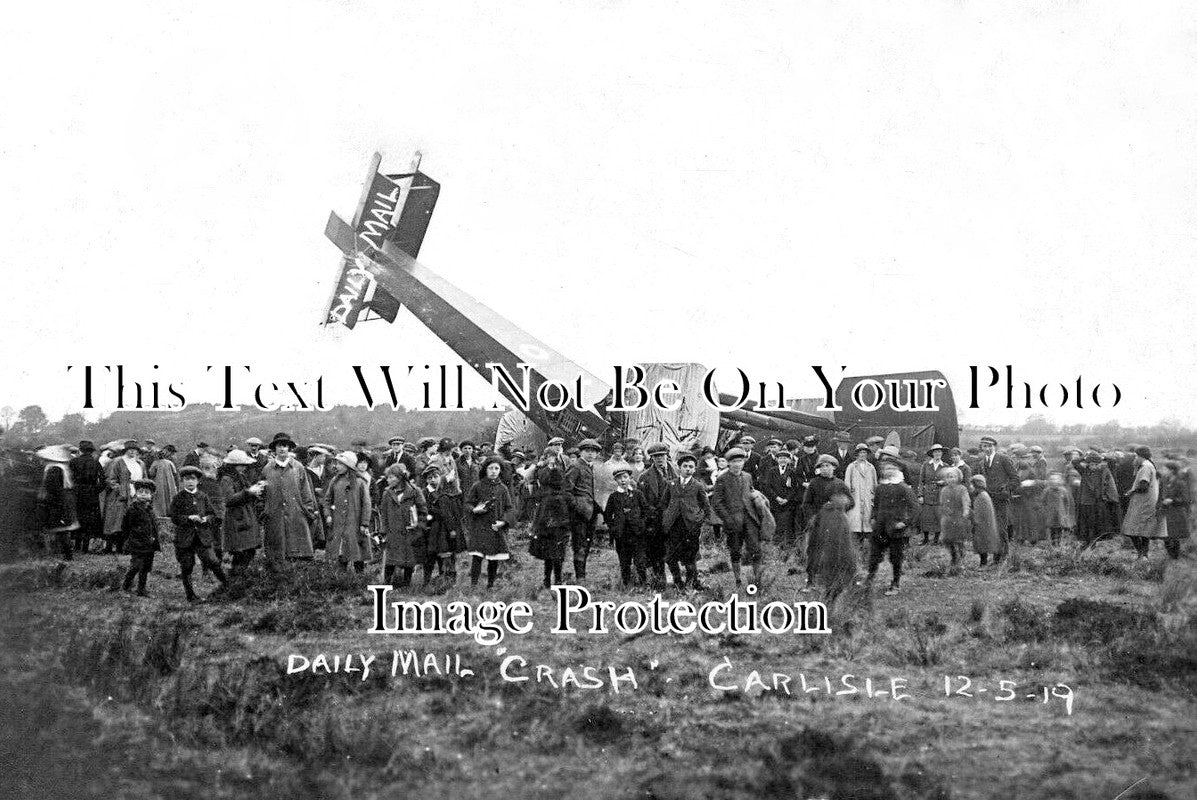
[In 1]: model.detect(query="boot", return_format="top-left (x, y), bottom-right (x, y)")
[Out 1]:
top-left (543, 560), bottom-right (554, 589)
top-left (470, 556), bottom-right (483, 587)
top-left (732, 560), bottom-right (742, 586)
top-left (573, 559), bottom-right (587, 581)
top-left (668, 562), bottom-right (684, 588)
top-left (122, 566), bottom-right (137, 592)
top-left (552, 560), bottom-right (563, 585)
top-left (181, 574), bottom-right (198, 603)
top-left (487, 560), bottom-right (499, 588)
top-left (136, 569), bottom-right (149, 596)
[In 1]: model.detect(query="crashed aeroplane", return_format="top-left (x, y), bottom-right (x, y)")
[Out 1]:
top-left (322, 154), bottom-right (959, 454)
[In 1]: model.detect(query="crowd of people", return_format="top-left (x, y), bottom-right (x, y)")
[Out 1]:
top-left (28, 428), bottom-right (1193, 603)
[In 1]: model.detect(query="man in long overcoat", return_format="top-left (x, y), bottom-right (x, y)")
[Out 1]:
top-left (259, 432), bottom-right (317, 565)
top-left (975, 435), bottom-right (1019, 559)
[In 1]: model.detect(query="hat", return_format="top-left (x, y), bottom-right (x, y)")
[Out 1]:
top-left (970, 475), bottom-right (988, 488)
top-left (480, 455), bottom-right (505, 474)
top-left (546, 437), bottom-right (565, 447)
top-left (439, 437), bottom-right (455, 451)
top-left (196, 441), bottom-right (209, 449)
top-left (1030, 445), bottom-right (1043, 454)
top-left (611, 464), bottom-right (634, 478)
top-left (385, 462), bottom-right (410, 480)
top-left (402, 442), bottom-right (417, 453)
top-left (1085, 452), bottom-right (1104, 463)
top-left (245, 436), bottom-right (263, 446)
top-left (417, 437), bottom-right (438, 450)
top-left (35, 445), bottom-right (72, 463)
top-left (460, 440), bottom-right (475, 449)
top-left (101, 439), bottom-right (125, 453)
top-left (223, 449), bottom-right (257, 466)
top-left (775, 449), bottom-right (793, 459)
top-left (1134, 446), bottom-right (1153, 461)
top-left (269, 432), bottom-right (296, 449)
top-left (926, 444), bottom-right (944, 456)
top-left (835, 431), bottom-right (852, 443)
top-left (646, 442), bottom-right (669, 457)
top-left (422, 465), bottom-right (441, 479)
top-left (78, 440), bottom-right (95, 452)
top-left (122, 440), bottom-right (141, 453)
top-left (676, 452), bottom-right (697, 465)
top-left (802, 435), bottom-right (818, 447)
top-left (740, 436), bottom-right (756, 445)
top-left (865, 436), bottom-right (885, 446)
top-left (855, 443), bottom-right (870, 453)
top-left (179, 466), bottom-right (203, 479)
top-left (132, 478), bottom-right (156, 493)
top-left (765, 438), bottom-right (782, 447)
top-left (577, 438), bottom-right (602, 452)
top-left (880, 445), bottom-right (901, 460)
top-left (979, 436), bottom-right (998, 446)
top-left (566, 447), bottom-right (579, 456)
top-left (511, 451), bottom-right (526, 461)
top-left (785, 439), bottom-right (801, 450)
top-left (306, 445), bottom-right (330, 456)
top-left (724, 447), bottom-right (747, 461)
top-left (1062, 446), bottom-right (1081, 456)
top-left (815, 453), bottom-right (838, 468)
top-left (387, 436), bottom-right (405, 446)
top-left (330, 451), bottom-right (355, 469)
top-left (163, 444), bottom-right (177, 454)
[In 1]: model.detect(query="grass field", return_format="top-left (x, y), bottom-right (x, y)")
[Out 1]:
top-left (1, 528), bottom-right (1195, 800)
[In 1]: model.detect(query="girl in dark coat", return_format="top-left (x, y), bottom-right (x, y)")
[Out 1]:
top-left (380, 463), bottom-right (428, 588)
top-left (530, 464), bottom-right (571, 588)
top-left (423, 466), bottom-right (465, 581)
top-left (869, 464), bottom-right (919, 593)
top-left (802, 455), bottom-right (856, 599)
top-left (969, 475), bottom-right (1004, 564)
top-left (1159, 461), bottom-right (1190, 559)
top-left (464, 457), bottom-right (516, 588)
top-left (218, 450), bottom-right (266, 574)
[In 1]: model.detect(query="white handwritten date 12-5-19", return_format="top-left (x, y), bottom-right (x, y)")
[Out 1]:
top-left (943, 675), bottom-right (1074, 714)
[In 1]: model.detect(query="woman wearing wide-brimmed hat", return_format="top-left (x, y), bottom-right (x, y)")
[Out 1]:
top-left (36, 445), bottom-right (78, 560)
top-left (259, 433), bottom-right (318, 564)
top-left (102, 440), bottom-right (145, 554)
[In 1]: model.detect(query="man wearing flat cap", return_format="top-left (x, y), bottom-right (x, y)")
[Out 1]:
top-left (793, 435), bottom-right (821, 528)
top-left (734, 435), bottom-right (762, 482)
top-left (564, 438), bottom-right (602, 580)
top-left (183, 441), bottom-right (208, 469)
top-left (832, 432), bottom-right (854, 479)
top-left (976, 436), bottom-right (1018, 557)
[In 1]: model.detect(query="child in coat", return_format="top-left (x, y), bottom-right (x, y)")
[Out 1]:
top-left (969, 475), bottom-right (1003, 566)
top-left (604, 465), bottom-right (652, 588)
top-left (423, 466), bottom-right (465, 581)
top-left (464, 457), bottom-right (515, 588)
top-left (121, 479), bottom-right (160, 595)
top-left (937, 468), bottom-right (971, 567)
top-left (1039, 472), bottom-right (1075, 546)
top-left (380, 464), bottom-right (428, 588)
top-left (169, 466), bottom-right (228, 602)
top-left (530, 465), bottom-right (571, 588)
top-left (868, 465), bottom-right (918, 595)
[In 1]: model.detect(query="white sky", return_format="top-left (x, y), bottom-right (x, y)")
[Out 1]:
top-left (2, 2), bottom-right (1195, 426)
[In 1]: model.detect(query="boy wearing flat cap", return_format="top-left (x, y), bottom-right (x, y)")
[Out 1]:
top-left (712, 447), bottom-right (762, 586)
top-left (121, 479), bottom-right (160, 596)
top-left (564, 439), bottom-right (602, 580)
top-left (604, 464), bottom-right (652, 587)
top-left (661, 452), bottom-right (712, 590)
top-left (169, 466), bottom-right (228, 602)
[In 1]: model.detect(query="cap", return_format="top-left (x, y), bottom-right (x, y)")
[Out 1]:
top-left (979, 436), bottom-right (998, 446)
top-left (835, 431), bottom-right (852, 443)
top-left (765, 438), bottom-right (783, 447)
top-left (577, 439), bottom-right (602, 452)
top-left (970, 474), bottom-right (988, 487)
top-left (815, 453), bottom-right (838, 468)
top-left (245, 436), bottom-right (264, 446)
top-left (179, 466), bottom-right (203, 479)
top-left (132, 478), bottom-right (156, 493)
top-left (724, 447), bottom-right (747, 461)
top-left (865, 436), bottom-right (885, 446)
top-left (546, 437), bottom-right (565, 447)
top-left (334, 451), bottom-right (358, 469)
top-left (388, 436), bottom-right (405, 446)
top-left (646, 442), bottom-right (670, 457)
top-left (926, 444), bottom-right (944, 456)
top-left (676, 452), bottom-right (697, 465)
top-left (740, 436), bottom-right (756, 445)
top-left (422, 465), bottom-right (441, 478)
top-left (611, 464), bottom-right (634, 478)
top-left (1030, 445), bottom-right (1044, 454)
top-left (775, 449), bottom-right (793, 459)
top-left (802, 435), bottom-right (818, 447)
top-left (855, 443), bottom-right (870, 453)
